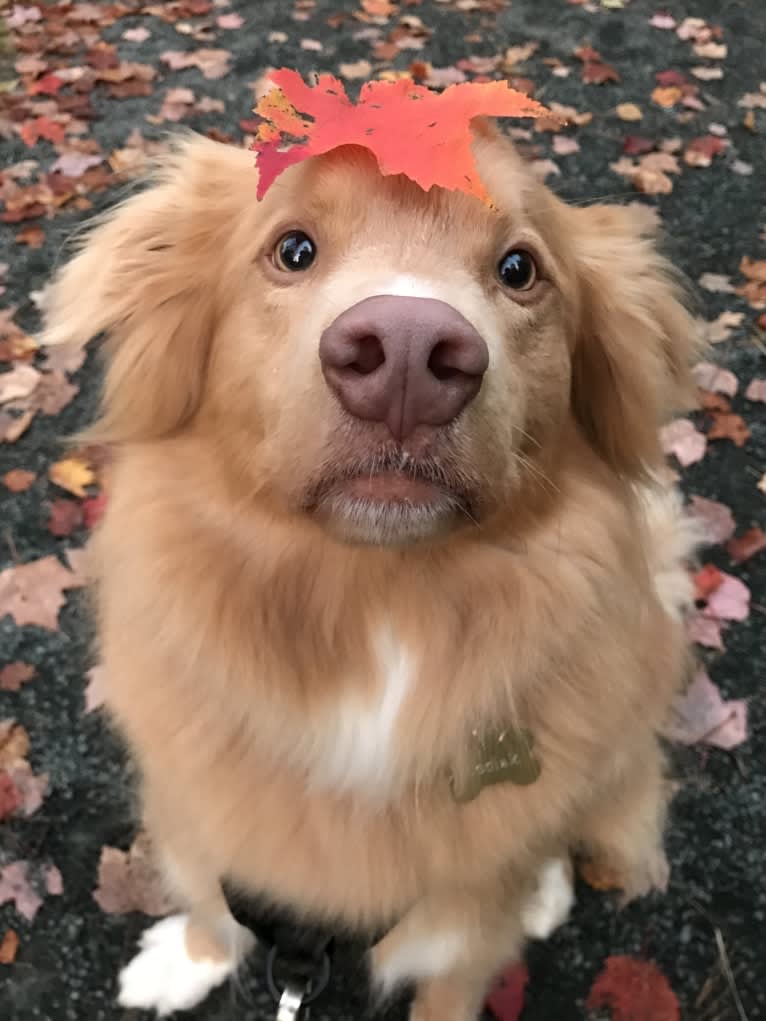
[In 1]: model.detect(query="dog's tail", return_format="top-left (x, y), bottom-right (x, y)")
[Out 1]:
top-left (634, 479), bottom-right (700, 622)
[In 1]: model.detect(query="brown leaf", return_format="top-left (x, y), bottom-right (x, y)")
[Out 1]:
top-left (0, 663), bottom-right (36, 691)
top-left (0, 929), bottom-right (19, 964)
top-left (49, 456), bottom-right (95, 497)
top-left (582, 61), bottom-right (620, 85)
top-left (651, 86), bottom-right (682, 108)
top-left (2, 469), bottom-right (35, 492)
top-left (707, 412), bottom-right (750, 447)
top-left (586, 956), bottom-right (680, 1021)
top-left (0, 555), bottom-right (85, 630)
top-left (616, 103), bottom-right (642, 121)
top-left (93, 833), bottom-right (177, 916)
top-left (727, 527), bottom-right (766, 564)
top-left (683, 135), bottom-right (726, 167)
top-left (0, 722), bottom-right (29, 769)
top-left (15, 225), bottom-right (45, 248)
top-left (47, 499), bottom-right (84, 538)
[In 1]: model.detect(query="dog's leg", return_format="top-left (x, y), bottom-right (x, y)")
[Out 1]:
top-left (117, 836), bottom-right (255, 1016)
top-left (370, 881), bottom-right (529, 1021)
top-left (577, 741), bottom-right (670, 901)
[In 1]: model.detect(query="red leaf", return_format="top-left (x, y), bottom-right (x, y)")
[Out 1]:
top-left (18, 117), bottom-right (65, 147)
top-left (27, 73), bottom-right (64, 96)
top-left (486, 962), bottom-right (528, 1021)
top-left (0, 773), bottom-right (22, 822)
top-left (586, 956), bottom-right (680, 1021)
top-left (252, 71), bottom-right (552, 203)
top-left (694, 563), bottom-right (724, 601)
top-left (0, 663), bottom-right (36, 692)
top-left (655, 69), bottom-right (687, 87)
top-left (707, 412), bottom-right (750, 447)
top-left (47, 499), bottom-right (84, 538)
top-left (622, 135), bottom-right (655, 156)
top-left (582, 61), bottom-right (620, 84)
top-left (727, 527), bottom-right (766, 564)
top-left (82, 491), bottom-right (107, 528)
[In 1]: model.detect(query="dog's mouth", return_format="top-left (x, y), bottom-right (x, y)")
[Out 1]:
top-left (303, 447), bottom-right (477, 544)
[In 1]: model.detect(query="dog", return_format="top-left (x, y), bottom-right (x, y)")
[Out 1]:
top-left (44, 123), bottom-right (698, 1020)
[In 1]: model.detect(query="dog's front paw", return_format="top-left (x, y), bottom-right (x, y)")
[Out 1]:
top-left (521, 858), bottom-right (575, 940)
top-left (118, 914), bottom-right (239, 1016)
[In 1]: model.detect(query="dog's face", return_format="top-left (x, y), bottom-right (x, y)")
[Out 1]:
top-left (45, 129), bottom-right (695, 545)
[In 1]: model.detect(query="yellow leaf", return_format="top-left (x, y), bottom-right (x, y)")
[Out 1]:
top-left (651, 86), bottom-right (682, 109)
top-left (616, 102), bottom-right (642, 121)
top-left (49, 456), bottom-right (95, 497)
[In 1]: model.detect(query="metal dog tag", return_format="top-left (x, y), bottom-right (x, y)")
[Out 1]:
top-left (451, 726), bottom-right (541, 803)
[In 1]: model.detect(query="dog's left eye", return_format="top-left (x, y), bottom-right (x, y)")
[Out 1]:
top-left (274, 231), bottom-right (317, 272)
top-left (498, 249), bottom-right (537, 291)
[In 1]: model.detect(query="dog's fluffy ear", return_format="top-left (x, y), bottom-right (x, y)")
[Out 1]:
top-left (569, 203), bottom-right (699, 478)
top-left (43, 135), bottom-right (252, 445)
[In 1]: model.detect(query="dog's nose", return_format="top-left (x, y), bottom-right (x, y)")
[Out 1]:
top-left (319, 295), bottom-right (489, 441)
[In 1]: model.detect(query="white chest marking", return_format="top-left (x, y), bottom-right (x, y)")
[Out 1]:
top-left (311, 627), bottom-right (412, 798)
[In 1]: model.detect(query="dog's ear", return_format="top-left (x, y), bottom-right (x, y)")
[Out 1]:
top-left (569, 203), bottom-right (699, 477)
top-left (43, 135), bottom-right (252, 445)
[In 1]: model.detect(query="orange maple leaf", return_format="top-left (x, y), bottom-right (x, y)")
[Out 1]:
top-left (252, 69), bottom-right (553, 202)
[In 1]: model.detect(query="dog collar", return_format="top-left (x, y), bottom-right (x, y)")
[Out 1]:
top-left (451, 725), bottom-right (541, 803)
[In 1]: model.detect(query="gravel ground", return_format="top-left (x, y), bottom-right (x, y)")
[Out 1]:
top-left (0, 1), bottom-right (764, 1019)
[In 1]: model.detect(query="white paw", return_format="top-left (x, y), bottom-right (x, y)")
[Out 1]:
top-left (521, 858), bottom-right (575, 940)
top-left (118, 914), bottom-right (239, 1016)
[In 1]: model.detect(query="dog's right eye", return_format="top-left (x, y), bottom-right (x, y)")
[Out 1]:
top-left (274, 231), bottom-right (317, 272)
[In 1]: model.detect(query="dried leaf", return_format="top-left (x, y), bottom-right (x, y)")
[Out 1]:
top-left (338, 59), bottom-right (373, 80)
top-left (727, 527), bottom-right (766, 564)
top-left (19, 116), bottom-right (66, 147)
top-left (0, 555), bottom-right (85, 630)
top-left (707, 412), bottom-right (750, 447)
top-left (49, 456), bottom-right (95, 498)
top-left (664, 668), bottom-right (748, 749)
top-left (687, 495), bottom-right (736, 544)
top-left (698, 272), bottom-right (734, 293)
top-left (659, 419), bottom-right (707, 466)
top-left (93, 833), bottom-right (176, 916)
top-left (2, 469), bottom-right (35, 492)
top-left (697, 310), bottom-right (744, 343)
top-left (0, 663), bottom-right (36, 692)
top-left (651, 86), bottom-right (682, 109)
top-left (47, 499), bottom-right (84, 538)
top-left (0, 861), bottom-right (62, 922)
top-left (688, 612), bottom-right (725, 650)
top-left (216, 12), bottom-right (243, 29)
top-left (552, 135), bottom-right (580, 156)
top-left (691, 362), bottom-right (737, 396)
top-left (15, 225), bottom-right (45, 248)
top-left (160, 48), bottom-right (231, 80)
top-left (586, 956), bottom-right (680, 1021)
top-left (684, 135), bottom-right (726, 168)
top-left (694, 563), bottom-right (724, 601)
top-left (0, 365), bottom-right (40, 405)
top-left (486, 962), bottom-right (528, 1021)
top-left (616, 102), bottom-right (642, 121)
top-left (704, 571), bottom-right (750, 621)
top-left (252, 71), bottom-right (551, 203)
top-left (0, 930), bottom-right (19, 964)
top-left (582, 61), bottom-right (620, 85)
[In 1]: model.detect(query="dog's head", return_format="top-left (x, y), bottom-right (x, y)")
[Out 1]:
top-left (45, 128), bottom-right (696, 545)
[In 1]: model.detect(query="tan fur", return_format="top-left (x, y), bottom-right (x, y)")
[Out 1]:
top-left (45, 128), bottom-right (699, 1017)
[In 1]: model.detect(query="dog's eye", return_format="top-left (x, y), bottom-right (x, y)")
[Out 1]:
top-left (274, 231), bottom-right (317, 272)
top-left (498, 249), bottom-right (537, 291)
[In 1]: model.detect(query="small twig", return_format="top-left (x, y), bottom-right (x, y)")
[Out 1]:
top-left (3, 527), bottom-right (20, 564)
top-left (714, 925), bottom-right (749, 1021)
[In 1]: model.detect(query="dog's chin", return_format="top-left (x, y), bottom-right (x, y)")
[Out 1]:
top-left (310, 472), bottom-right (470, 546)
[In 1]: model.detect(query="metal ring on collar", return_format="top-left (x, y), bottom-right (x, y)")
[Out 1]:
top-left (266, 945), bottom-right (332, 1006)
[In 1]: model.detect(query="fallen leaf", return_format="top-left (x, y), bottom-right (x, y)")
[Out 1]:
top-left (339, 59), bottom-right (373, 80)
top-left (552, 135), bottom-right (580, 156)
top-left (2, 469), bottom-right (35, 492)
top-left (123, 26), bottom-right (151, 42)
top-left (0, 861), bottom-right (62, 922)
top-left (47, 499), bottom-right (84, 538)
top-left (727, 528), bottom-right (766, 564)
top-left (691, 66), bottom-right (723, 81)
top-left (688, 612), bottom-right (725, 650)
top-left (84, 664), bottom-right (107, 712)
top-left (739, 89), bottom-right (766, 110)
top-left (49, 152), bottom-right (104, 178)
top-left (691, 363), bottom-right (737, 396)
top-left (697, 310), bottom-right (744, 344)
top-left (693, 41), bottom-right (727, 59)
top-left (694, 563), bottom-right (724, 601)
top-left (622, 135), bottom-right (654, 156)
top-left (586, 955), bottom-right (680, 1021)
top-left (252, 71), bottom-right (551, 203)
top-left (0, 364), bottom-right (40, 405)
top-left (49, 456), bottom-right (95, 498)
top-left (216, 12), bottom-right (243, 29)
top-left (664, 668), bottom-right (748, 750)
top-left (582, 61), bottom-right (620, 85)
top-left (0, 555), bottom-right (85, 630)
top-left (698, 272), bottom-right (734, 293)
top-left (616, 102), bottom-right (642, 121)
top-left (82, 491), bottom-right (107, 529)
top-left (650, 14), bottom-right (676, 30)
top-left (502, 42), bottom-right (539, 71)
top-left (660, 419), bottom-right (707, 466)
top-left (160, 49), bottom-right (231, 80)
top-left (704, 571), bottom-right (750, 621)
top-left (93, 833), bottom-right (177, 916)
top-left (0, 663), bottom-right (36, 691)
top-left (684, 135), bottom-right (726, 168)
top-left (0, 773), bottom-right (22, 821)
top-left (486, 962), bottom-right (528, 1021)
top-left (688, 496), bottom-right (736, 544)
top-left (707, 412), bottom-right (750, 447)
top-left (19, 116), bottom-right (66, 147)
top-left (0, 930), bottom-right (19, 964)
top-left (651, 85), bottom-right (682, 109)
top-left (0, 722), bottom-right (29, 768)
top-left (15, 225), bottom-right (45, 248)
top-left (731, 160), bottom-right (753, 176)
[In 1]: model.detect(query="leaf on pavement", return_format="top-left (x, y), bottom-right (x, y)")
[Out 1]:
top-left (47, 499), bottom-right (84, 537)
top-left (707, 412), bottom-right (750, 447)
top-left (703, 571), bottom-right (751, 621)
top-left (687, 496), bottom-right (736, 544)
top-left (0, 861), bottom-right (62, 922)
top-left (586, 955), bottom-right (680, 1021)
top-left (726, 527), bottom-right (766, 564)
top-left (0, 555), bottom-right (86, 630)
top-left (744, 378), bottom-right (766, 402)
top-left (664, 668), bottom-right (748, 750)
top-left (486, 962), bottom-right (528, 1021)
top-left (48, 456), bottom-right (95, 498)
top-left (93, 832), bottom-right (177, 917)
top-left (0, 929), bottom-right (19, 964)
top-left (0, 662), bottom-right (36, 691)
top-left (2, 469), bottom-right (35, 492)
top-left (691, 362), bottom-right (738, 396)
top-left (659, 419), bottom-right (707, 466)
